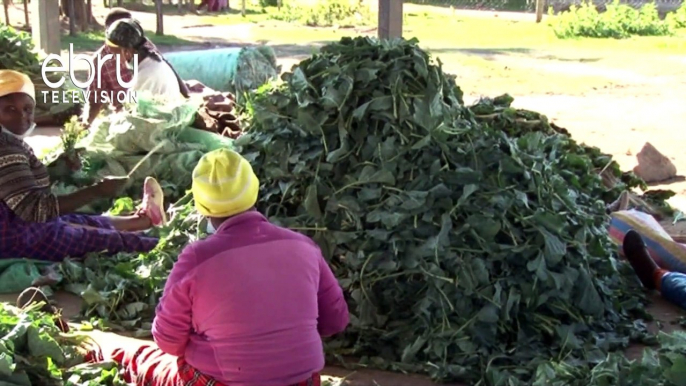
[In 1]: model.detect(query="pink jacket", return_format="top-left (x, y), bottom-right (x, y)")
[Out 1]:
top-left (152, 211), bottom-right (349, 385)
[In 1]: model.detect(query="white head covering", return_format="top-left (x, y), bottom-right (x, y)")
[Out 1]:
top-left (0, 70), bottom-right (35, 101)
top-left (0, 70), bottom-right (37, 139)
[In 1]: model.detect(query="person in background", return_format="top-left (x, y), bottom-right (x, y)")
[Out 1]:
top-left (83, 10), bottom-right (189, 126)
top-left (197, 0), bottom-right (219, 12)
top-left (104, 19), bottom-right (190, 102)
top-left (623, 229), bottom-right (686, 310)
top-left (83, 7), bottom-right (141, 125)
top-left (0, 70), bottom-right (167, 261)
top-left (110, 149), bottom-right (350, 386)
top-left (104, 7), bottom-right (134, 30)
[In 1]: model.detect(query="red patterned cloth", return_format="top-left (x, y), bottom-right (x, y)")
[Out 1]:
top-left (88, 40), bottom-right (157, 108)
top-left (111, 345), bottom-right (321, 386)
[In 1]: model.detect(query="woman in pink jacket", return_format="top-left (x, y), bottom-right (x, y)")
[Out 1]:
top-left (112, 149), bottom-right (350, 386)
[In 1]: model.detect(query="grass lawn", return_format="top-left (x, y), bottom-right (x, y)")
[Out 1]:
top-left (194, 3), bottom-right (686, 95)
top-left (198, 3), bottom-right (686, 53)
top-left (60, 2), bottom-right (686, 95)
top-left (62, 31), bottom-right (199, 52)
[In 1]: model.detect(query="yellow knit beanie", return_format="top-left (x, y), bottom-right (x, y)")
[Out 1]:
top-left (192, 149), bottom-right (259, 218)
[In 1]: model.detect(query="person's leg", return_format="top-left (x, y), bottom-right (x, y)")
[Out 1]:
top-left (622, 230), bottom-right (660, 290)
top-left (659, 272), bottom-right (686, 310)
top-left (624, 230), bottom-right (686, 310)
top-left (62, 177), bottom-right (166, 231)
top-left (25, 221), bottom-right (158, 261)
top-left (106, 215), bottom-right (153, 232)
top-left (60, 213), bottom-right (150, 232)
top-left (111, 345), bottom-right (194, 386)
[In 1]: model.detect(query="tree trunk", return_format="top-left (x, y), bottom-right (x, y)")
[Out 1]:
top-left (68, 0), bottom-right (76, 35)
top-left (77, 0), bottom-right (86, 30)
top-left (535, 0), bottom-right (545, 23)
top-left (117, 0), bottom-right (122, 6)
top-left (23, 0), bottom-right (29, 27)
top-left (155, 0), bottom-right (163, 35)
top-left (60, 0), bottom-right (97, 30)
top-left (3, 0), bottom-right (9, 26)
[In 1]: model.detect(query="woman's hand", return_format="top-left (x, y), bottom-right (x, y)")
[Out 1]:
top-left (94, 176), bottom-right (129, 198)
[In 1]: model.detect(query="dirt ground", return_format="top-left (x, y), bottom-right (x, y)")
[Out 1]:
top-left (0, 289), bottom-right (682, 386)
top-left (4, 2), bottom-right (686, 385)
top-left (10, 2), bottom-right (684, 203)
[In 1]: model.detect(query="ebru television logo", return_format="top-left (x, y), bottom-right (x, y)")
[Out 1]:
top-left (40, 44), bottom-right (139, 105)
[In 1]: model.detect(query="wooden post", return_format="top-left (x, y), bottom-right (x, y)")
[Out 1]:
top-left (535, 0), bottom-right (545, 23)
top-left (87, 0), bottom-right (93, 25)
top-left (24, 0), bottom-right (30, 27)
top-left (3, 0), bottom-right (9, 26)
top-left (378, 0), bottom-right (403, 40)
top-left (68, 0), bottom-right (76, 35)
top-left (31, 0), bottom-right (61, 55)
top-left (155, 0), bottom-right (164, 35)
top-left (79, 0), bottom-right (88, 31)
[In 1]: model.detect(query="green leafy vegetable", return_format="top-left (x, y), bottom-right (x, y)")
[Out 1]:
top-left (236, 36), bottom-right (661, 384)
top-left (48, 37), bottom-right (682, 385)
top-left (0, 303), bottom-right (125, 385)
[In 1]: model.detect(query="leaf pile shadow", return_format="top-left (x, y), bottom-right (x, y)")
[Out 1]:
top-left (235, 36), bottom-right (655, 384)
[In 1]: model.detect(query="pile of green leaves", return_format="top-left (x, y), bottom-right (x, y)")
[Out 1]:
top-left (0, 302), bottom-right (126, 385)
top-left (469, 94), bottom-right (648, 198)
top-left (0, 24), bottom-right (44, 79)
top-left (550, 0), bottom-right (677, 39)
top-left (470, 95), bottom-right (677, 219)
top-left (270, 0), bottom-right (373, 27)
top-left (533, 331), bottom-right (686, 386)
top-left (235, 36), bottom-right (655, 384)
